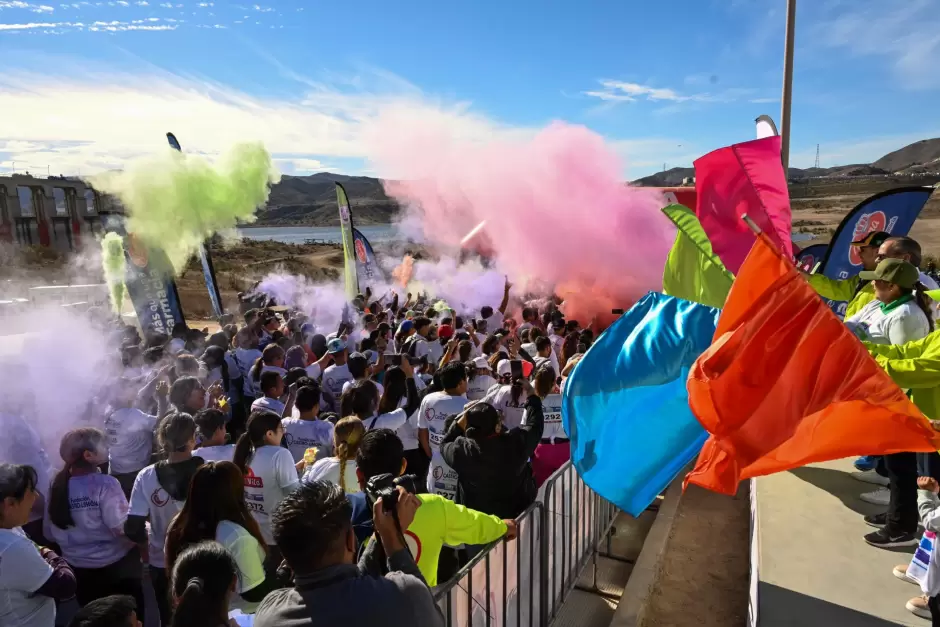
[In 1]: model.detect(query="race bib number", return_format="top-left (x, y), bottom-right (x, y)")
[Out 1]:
top-left (428, 456), bottom-right (458, 501)
top-left (543, 394), bottom-right (563, 424)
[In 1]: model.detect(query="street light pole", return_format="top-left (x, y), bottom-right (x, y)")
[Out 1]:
top-left (780, 0), bottom-right (797, 175)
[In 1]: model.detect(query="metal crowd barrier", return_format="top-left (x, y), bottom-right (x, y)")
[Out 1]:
top-left (433, 461), bottom-right (621, 627)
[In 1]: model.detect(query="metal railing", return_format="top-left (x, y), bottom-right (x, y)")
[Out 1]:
top-left (433, 461), bottom-right (622, 627)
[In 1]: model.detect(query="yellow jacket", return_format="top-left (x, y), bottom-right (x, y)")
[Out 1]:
top-left (805, 274), bottom-right (875, 319)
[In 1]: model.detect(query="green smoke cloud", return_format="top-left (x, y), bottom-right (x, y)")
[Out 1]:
top-left (93, 142), bottom-right (280, 272)
top-left (101, 231), bottom-right (127, 313)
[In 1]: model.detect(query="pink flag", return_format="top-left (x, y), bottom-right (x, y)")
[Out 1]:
top-left (693, 136), bottom-right (792, 274)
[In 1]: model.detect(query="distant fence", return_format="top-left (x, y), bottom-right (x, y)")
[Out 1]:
top-left (433, 461), bottom-right (622, 627)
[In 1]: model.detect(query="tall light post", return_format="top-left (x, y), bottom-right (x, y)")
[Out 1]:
top-left (780, 0), bottom-right (797, 174)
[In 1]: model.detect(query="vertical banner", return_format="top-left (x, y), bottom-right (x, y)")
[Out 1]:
top-left (105, 217), bottom-right (185, 336)
top-left (336, 182), bottom-right (359, 301)
top-left (351, 227), bottom-right (384, 287)
top-left (166, 132), bottom-right (225, 319)
top-left (819, 186), bottom-right (934, 280)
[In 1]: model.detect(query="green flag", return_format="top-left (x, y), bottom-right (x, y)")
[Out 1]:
top-left (336, 182), bottom-right (359, 301)
top-left (661, 204), bottom-right (734, 309)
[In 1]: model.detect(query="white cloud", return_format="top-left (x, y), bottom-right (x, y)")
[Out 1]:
top-left (0, 0), bottom-right (54, 11)
top-left (0, 17), bottom-right (175, 30)
top-left (583, 80), bottom-right (773, 107)
top-left (810, 0), bottom-right (940, 90)
top-left (252, 3), bottom-right (271, 11)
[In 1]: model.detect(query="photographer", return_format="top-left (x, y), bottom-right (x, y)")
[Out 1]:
top-left (441, 378), bottom-right (545, 520)
top-left (254, 480), bottom-right (444, 627)
top-left (350, 429), bottom-right (515, 587)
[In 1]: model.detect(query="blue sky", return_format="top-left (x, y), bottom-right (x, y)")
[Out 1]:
top-left (0, 0), bottom-right (937, 179)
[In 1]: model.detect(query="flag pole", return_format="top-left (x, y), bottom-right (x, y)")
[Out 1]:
top-left (742, 214), bottom-right (763, 235)
top-left (780, 0), bottom-right (797, 174)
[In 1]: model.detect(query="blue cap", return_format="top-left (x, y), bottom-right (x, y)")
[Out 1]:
top-left (397, 320), bottom-right (414, 335)
top-left (327, 338), bottom-right (346, 354)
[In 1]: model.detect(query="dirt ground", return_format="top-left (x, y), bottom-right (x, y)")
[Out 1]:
top-left (641, 483), bottom-right (751, 627)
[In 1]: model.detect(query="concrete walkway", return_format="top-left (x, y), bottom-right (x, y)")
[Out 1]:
top-left (756, 458), bottom-right (925, 626)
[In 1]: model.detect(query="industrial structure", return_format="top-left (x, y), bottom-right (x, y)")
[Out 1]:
top-left (0, 173), bottom-right (123, 252)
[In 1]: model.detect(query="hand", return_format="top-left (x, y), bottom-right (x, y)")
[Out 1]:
top-left (155, 381), bottom-right (169, 397)
top-left (503, 519), bottom-right (518, 540)
top-left (288, 382), bottom-right (298, 396)
top-left (373, 487), bottom-right (421, 543)
top-left (457, 412), bottom-right (469, 431)
top-left (504, 276), bottom-right (512, 292)
top-left (519, 378), bottom-right (535, 397)
top-left (207, 381), bottom-right (224, 399)
top-left (918, 477), bottom-right (940, 493)
top-left (407, 293), bottom-right (413, 300)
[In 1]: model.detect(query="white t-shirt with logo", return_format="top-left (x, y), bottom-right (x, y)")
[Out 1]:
top-left (128, 464), bottom-right (185, 569)
top-left (303, 457), bottom-right (360, 494)
top-left (105, 408), bottom-right (158, 474)
top-left (243, 446), bottom-right (300, 544)
top-left (363, 409), bottom-right (408, 432)
top-left (281, 419), bottom-right (334, 463)
top-left (196, 444), bottom-right (236, 463)
top-left (482, 385), bottom-right (526, 430)
top-left (342, 380), bottom-right (385, 398)
top-left (467, 375), bottom-right (497, 401)
top-left (251, 397), bottom-right (285, 416)
top-left (533, 394), bottom-right (566, 442)
top-left (45, 473), bottom-right (134, 569)
top-left (322, 364), bottom-right (353, 399)
top-left (416, 392), bottom-right (468, 499)
top-left (427, 341), bottom-right (444, 368)
top-left (0, 527), bottom-right (55, 627)
top-left (215, 520), bottom-right (265, 614)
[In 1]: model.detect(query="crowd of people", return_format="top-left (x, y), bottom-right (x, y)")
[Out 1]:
top-left (806, 232), bottom-right (940, 624)
top-left (0, 277), bottom-right (595, 626)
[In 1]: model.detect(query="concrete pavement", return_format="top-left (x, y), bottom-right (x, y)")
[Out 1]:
top-left (756, 458), bottom-right (926, 626)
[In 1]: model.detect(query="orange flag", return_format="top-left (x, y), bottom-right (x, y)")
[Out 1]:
top-left (685, 232), bottom-right (940, 495)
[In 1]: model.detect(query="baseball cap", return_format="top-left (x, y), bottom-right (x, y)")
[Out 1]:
top-left (473, 356), bottom-right (490, 370)
top-left (858, 258), bottom-right (920, 288)
top-left (496, 360), bottom-right (534, 378)
top-left (851, 231), bottom-right (891, 248)
top-left (326, 338), bottom-right (346, 354)
top-left (397, 320), bottom-right (414, 335)
top-left (362, 349), bottom-right (379, 365)
top-left (438, 324), bottom-right (454, 340)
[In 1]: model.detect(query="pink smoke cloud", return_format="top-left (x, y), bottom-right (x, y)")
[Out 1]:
top-left (368, 118), bottom-right (674, 321)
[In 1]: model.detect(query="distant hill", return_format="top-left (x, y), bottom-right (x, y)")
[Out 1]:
top-left (256, 172), bottom-right (400, 227)
top-left (631, 137), bottom-right (940, 186)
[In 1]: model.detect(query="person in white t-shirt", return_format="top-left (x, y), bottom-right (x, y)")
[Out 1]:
top-left (478, 278), bottom-right (511, 337)
top-left (0, 414), bottom-right (53, 536)
top-left (303, 416), bottom-right (364, 494)
top-left (282, 385), bottom-right (334, 464)
top-left (44, 427), bottom-right (144, 616)
top-left (166, 461), bottom-right (276, 614)
top-left (341, 352), bottom-right (385, 398)
top-left (0, 463), bottom-right (75, 627)
top-left (417, 362), bottom-right (470, 499)
top-left (248, 344), bottom-right (287, 401)
top-left (106, 378), bottom-right (168, 498)
top-left (232, 328), bottom-right (263, 402)
top-left (466, 357), bottom-right (498, 401)
top-left (322, 338), bottom-right (354, 399)
top-left (250, 371), bottom-right (297, 418)
top-left (194, 408), bottom-right (236, 463)
top-left (232, 411), bottom-right (299, 575)
top-left (481, 361), bottom-right (528, 430)
top-left (531, 336), bottom-right (560, 377)
top-left (125, 412), bottom-right (203, 626)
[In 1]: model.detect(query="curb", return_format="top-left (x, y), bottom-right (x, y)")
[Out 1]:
top-left (607, 476), bottom-right (685, 627)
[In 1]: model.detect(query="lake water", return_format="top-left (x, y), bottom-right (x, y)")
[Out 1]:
top-left (238, 224), bottom-right (398, 245)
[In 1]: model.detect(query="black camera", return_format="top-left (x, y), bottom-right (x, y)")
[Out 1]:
top-left (364, 473), bottom-right (418, 513)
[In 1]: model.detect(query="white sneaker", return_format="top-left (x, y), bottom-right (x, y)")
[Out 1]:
top-left (893, 564), bottom-right (920, 585)
top-left (852, 470), bottom-right (889, 487)
top-left (860, 488), bottom-right (890, 506)
top-left (906, 595), bottom-right (930, 619)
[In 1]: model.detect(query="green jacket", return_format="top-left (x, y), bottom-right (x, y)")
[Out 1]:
top-left (805, 274), bottom-right (875, 319)
top-left (867, 330), bottom-right (940, 420)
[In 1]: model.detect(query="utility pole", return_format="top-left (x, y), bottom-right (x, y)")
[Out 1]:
top-left (815, 144), bottom-right (820, 169)
top-left (780, 0), bottom-right (797, 174)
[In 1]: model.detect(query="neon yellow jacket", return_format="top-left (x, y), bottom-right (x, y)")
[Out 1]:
top-left (805, 274), bottom-right (875, 319)
top-left (867, 330), bottom-right (940, 420)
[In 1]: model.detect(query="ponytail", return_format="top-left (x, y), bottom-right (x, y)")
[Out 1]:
top-left (232, 411), bottom-right (282, 473)
top-left (49, 428), bottom-right (107, 529)
top-left (170, 541), bottom-right (236, 627)
top-left (333, 417), bottom-right (364, 490)
top-left (250, 357), bottom-right (263, 383)
top-left (915, 281), bottom-right (936, 332)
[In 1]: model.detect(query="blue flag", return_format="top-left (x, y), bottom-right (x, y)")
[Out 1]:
top-left (352, 227), bottom-right (384, 287)
top-left (795, 243), bottom-right (827, 273)
top-left (820, 186), bottom-right (934, 280)
top-left (562, 292), bottom-right (720, 516)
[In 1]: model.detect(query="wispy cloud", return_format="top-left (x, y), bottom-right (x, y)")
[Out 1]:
top-left (809, 0), bottom-right (940, 90)
top-left (0, 1), bottom-right (54, 12)
top-left (252, 3), bottom-right (271, 12)
top-left (584, 79), bottom-right (774, 109)
top-left (0, 17), bottom-right (175, 30)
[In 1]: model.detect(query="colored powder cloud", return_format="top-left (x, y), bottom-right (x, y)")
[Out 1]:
top-left (100, 231), bottom-right (126, 313)
top-left (92, 142), bottom-right (279, 273)
top-left (366, 115), bottom-right (673, 319)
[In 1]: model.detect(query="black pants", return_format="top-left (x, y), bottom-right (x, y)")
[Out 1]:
top-left (404, 448), bottom-right (431, 494)
top-left (72, 547), bottom-right (145, 618)
top-left (112, 470), bottom-right (140, 500)
top-left (930, 594), bottom-right (940, 626)
top-left (884, 452), bottom-right (940, 535)
top-left (149, 566), bottom-right (171, 627)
